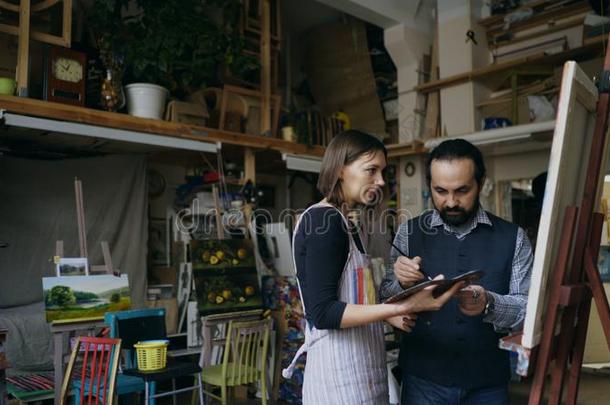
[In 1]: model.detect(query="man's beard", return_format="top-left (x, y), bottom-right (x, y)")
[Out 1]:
top-left (436, 197), bottom-right (479, 226)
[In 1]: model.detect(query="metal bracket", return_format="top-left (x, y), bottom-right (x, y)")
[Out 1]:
top-left (598, 70), bottom-right (610, 93)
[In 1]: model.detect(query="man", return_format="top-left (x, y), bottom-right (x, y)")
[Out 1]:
top-left (380, 139), bottom-right (533, 405)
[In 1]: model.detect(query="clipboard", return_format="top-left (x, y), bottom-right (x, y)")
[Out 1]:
top-left (383, 270), bottom-right (484, 303)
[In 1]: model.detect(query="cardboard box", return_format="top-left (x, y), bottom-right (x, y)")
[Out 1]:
top-left (145, 298), bottom-right (178, 335)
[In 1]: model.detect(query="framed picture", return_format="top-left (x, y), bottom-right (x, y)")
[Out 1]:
top-left (42, 274), bottom-right (131, 323)
top-left (55, 257), bottom-right (89, 277)
top-left (149, 218), bottom-right (169, 266)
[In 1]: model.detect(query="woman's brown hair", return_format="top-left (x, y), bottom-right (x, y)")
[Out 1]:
top-left (317, 129), bottom-right (387, 207)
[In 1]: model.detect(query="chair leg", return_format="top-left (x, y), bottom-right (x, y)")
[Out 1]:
top-left (221, 384), bottom-right (227, 405)
top-left (190, 376), bottom-right (197, 405)
top-left (261, 375), bottom-right (267, 405)
top-left (197, 374), bottom-right (204, 405)
top-left (172, 378), bottom-right (177, 405)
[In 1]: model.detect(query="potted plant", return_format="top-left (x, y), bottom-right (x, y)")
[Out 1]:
top-left (86, 0), bottom-right (256, 119)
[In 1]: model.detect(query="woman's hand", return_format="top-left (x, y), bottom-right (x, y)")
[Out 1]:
top-left (386, 313), bottom-right (418, 333)
top-left (393, 275), bottom-right (465, 315)
top-left (394, 256), bottom-right (425, 288)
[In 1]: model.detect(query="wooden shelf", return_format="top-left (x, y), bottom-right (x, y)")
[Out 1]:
top-left (480, 1), bottom-right (590, 38)
top-left (386, 140), bottom-right (427, 158)
top-left (414, 34), bottom-right (607, 94)
top-left (0, 95), bottom-right (325, 158)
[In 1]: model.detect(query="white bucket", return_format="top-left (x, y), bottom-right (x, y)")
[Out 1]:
top-left (125, 83), bottom-right (169, 120)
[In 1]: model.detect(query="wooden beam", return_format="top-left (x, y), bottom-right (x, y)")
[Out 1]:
top-left (260, 0), bottom-right (271, 136)
top-left (16, 0), bottom-right (30, 96)
top-left (386, 141), bottom-right (427, 158)
top-left (0, 95), bottom-right (325, 157)
top-left (244, 147), bottom-right (256, 183)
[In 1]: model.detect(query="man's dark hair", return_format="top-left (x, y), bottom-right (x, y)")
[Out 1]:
top-left (425, 139), bottom-right (486, 186)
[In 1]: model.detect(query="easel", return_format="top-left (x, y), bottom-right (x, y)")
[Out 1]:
top-left (55, 178), bottom-right (117, 275)
top-left (523, 35), bottom-right (610, 404)
top-left (52, 178), bottom-right (118, 405)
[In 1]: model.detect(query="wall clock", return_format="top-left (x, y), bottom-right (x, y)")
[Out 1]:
top-left (46, 46), bottom-right (87, 106)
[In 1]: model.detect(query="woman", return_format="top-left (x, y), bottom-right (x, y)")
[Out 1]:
top-left (282, 130), bottom-right (463, 403)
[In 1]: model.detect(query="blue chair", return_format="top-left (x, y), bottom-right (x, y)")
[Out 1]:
top-left (104, 308), bottom-right (167, 405)
top-left (105, 308), bottom-right (203, 405)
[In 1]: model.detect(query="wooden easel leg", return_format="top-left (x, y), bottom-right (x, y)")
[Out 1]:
top-left (566, 297), bottom-right (592, 405)
top-left (565, 213), bottom-right (605, 404)
top-left (548, 306), bottom-right (577, 404)
top-left (528, 206), bottom-right (579, 405)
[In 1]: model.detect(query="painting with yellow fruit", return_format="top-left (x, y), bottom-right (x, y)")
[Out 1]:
top-left (191, 239), bottom-right (261, 314)
top-left (193, 273), bottom-right (262, 314)
top-left (190, 240), bottom-right (255, 270)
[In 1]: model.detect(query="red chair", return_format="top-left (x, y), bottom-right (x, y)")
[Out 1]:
top-left (60, 336), bottom-right (122, 405)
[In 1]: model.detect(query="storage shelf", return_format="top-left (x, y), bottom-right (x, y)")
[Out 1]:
top-left (0, 95), bottom-right (325, 158)
top-left (414, 34), bottom-right (607, 94)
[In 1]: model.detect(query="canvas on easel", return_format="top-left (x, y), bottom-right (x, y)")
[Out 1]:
top-left (522, 61), bottom-right (600, 349)
top-left (498, 57), bottom-right (610, 405)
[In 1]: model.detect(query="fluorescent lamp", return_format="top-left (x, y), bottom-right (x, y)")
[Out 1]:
top-left (283, 153), bottom-right (322, 173)
top-left (0, 111), bottom-right (219, 153)
top-left (424, 121), bottom-right (555, 149)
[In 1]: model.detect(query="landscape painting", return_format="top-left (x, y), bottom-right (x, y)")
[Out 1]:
top-left (56, 257), bottom-right (89, 276)
top-left (42, 275), bottom-right (131, 323)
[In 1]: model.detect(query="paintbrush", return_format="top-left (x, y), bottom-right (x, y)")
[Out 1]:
top-left (389, 241), bottom-right (433, 281)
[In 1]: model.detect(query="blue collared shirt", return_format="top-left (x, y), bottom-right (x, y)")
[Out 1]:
top-left (380, 206), bottom-right (533, 332)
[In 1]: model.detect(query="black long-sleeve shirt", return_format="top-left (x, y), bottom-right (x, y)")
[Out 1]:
top-left (293, 206), bottom-right (364, 329)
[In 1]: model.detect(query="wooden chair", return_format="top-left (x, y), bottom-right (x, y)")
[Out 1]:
top-left (60, 336), bottom-right (122, 405)
top-left (200, 318), bottom-right (271, 405)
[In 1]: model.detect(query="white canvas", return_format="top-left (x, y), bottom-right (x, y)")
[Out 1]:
top-left (522, 61), bottom-right (601, 348)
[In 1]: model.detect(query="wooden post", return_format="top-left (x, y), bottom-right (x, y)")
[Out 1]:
top-left (424, 32), bottom-right (439, 138)
top-left (260, 0), bottom-right (271, 136)
top-left (212, 185), bottom-right (224, 240)
top-left (244, 147), bottom-right (256, 184)
top-left (16, 0), bottom-right (30, 96)
top-left (74, 178), bottom-right (87, 258)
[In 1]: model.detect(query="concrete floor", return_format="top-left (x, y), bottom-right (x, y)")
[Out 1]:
top-left (508, 371), bottom-right (610, 405)
top-left (162, 371), bottom-right (610, 404)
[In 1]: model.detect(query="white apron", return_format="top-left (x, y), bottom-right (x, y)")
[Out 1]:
top-left (283, 202), bottom-right (388, 404)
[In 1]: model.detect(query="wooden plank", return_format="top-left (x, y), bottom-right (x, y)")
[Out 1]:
top-left (0, 24), bottom-right (69, 47)
top-left (212, 185), bottom-right (224, 240)
top-left (16, 0), bottom-right (30, 96)
top-left (260, 0), bottom-right (271, 136)
top-left (386, 141), bottom-right (427, 158)
top-left (424, 32), bottom-right (439, 139)
top-left (244, 147), bottom-right (256, 183)
top-left (0, 95), bottom-right (325, 157)
top-left (62, 0), bottom-right (71, 46)
top-left (414, 35), bottom-right (607, 94)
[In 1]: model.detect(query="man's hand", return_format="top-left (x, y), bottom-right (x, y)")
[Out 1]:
top-left (386, 314), bottom-right (418, 333)
top-left (394, 256), bottom-right (425, 288)
top-left (457, 285), bottom-right (487, 316)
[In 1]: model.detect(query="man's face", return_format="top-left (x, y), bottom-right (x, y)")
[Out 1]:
top-left (430, 158), bottom-right (481, 226)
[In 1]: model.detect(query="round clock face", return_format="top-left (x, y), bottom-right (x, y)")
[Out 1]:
top-left (52, 57), bottom-right (83, 83)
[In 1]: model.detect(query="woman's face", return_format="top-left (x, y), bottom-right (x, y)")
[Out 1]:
top-left (340, 150), bottom-right (386, 207)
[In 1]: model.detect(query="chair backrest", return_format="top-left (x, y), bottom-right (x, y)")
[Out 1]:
top-left (221, 318), bottom-right (271, 385)
top-left (60, 336), bottom-right (122, 405)
top-left (105, 308), bottom-right (166, 368)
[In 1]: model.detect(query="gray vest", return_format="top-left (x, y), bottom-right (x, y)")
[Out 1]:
top-left (399, 210), bottom-right (518, 389)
